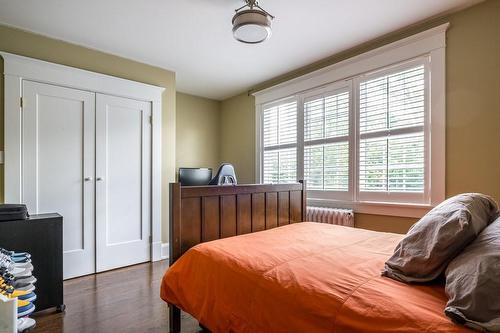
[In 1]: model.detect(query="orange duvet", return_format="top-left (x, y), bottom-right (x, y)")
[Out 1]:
top-left (161, 222), bottom-right (469, 333)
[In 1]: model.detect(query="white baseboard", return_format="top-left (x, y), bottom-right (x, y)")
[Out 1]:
top-left (161, 242), bottom-right (169, 260)
top-left (152, 241), bottom-right (162, 262)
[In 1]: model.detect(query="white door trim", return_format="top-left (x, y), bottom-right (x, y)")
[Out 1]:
top-left (1, 51), bottom-right (164, 262)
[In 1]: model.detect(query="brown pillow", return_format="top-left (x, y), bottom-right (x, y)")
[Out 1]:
top-left (382, 193), bottom-right (498, 283)
top-left (444, 217), bottom-right (500, 332)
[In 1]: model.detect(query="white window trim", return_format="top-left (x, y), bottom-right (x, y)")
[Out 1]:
top-left (355, 57), bottom-right (429, 204)
top-left (302, 81), bottom-right (353, 201)
top-left (254, 24), bottom-right (448, 218)
top-left (0, 51), bottom-right (165, 261)
top-left (259, 96), bottom-right (299, 184)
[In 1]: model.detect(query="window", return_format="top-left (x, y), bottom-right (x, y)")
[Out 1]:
top-left (303, 87), bottom-right (351, 201)
top-left (262, 99), bottom-right (297, 184)
top-left (256, 25), bottom-right (447, 215)
top-left (259, 60), bottom-right (436, 208)
top-left (260, 60), bottom-right (430, 204)
top-left (358, 64), bottom-right (427, 204)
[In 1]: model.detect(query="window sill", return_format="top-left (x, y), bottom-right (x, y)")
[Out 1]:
top-left (307, 197), bottom-right (433, 219)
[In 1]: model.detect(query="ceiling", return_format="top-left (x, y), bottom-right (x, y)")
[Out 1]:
top-left (0, 0), bottom-right (482, 100)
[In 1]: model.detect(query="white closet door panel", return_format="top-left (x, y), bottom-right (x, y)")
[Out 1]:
top-left (22, 80), bottom-right (96, 279)
top-left (96, 93), bottom-right (151, 272)
top-left (107, 109), bottom-right (142, 244)
top-left (38, 99), bottom-right (84, 251)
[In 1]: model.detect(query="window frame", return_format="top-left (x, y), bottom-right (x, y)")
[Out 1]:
top-left (355, 58), bottom-right (430, 205)
top-left (254, 24), bottom-right (447, 218)
top-left (300, 80), bottom-right (354, 202)
top-left (259, 96), bottom-right (299, 184)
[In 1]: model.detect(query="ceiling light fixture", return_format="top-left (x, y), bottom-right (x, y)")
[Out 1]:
top-left (232, 0), bottom-right (274, 44)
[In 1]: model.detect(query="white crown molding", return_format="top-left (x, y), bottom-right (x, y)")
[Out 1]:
top-left (253, 23), bottom-right (449, 104)
top-left (0, 51), bottom-right (165, 102)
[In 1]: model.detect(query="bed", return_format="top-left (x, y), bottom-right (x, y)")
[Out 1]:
top-left (161, 181), bottom-right (469, 333)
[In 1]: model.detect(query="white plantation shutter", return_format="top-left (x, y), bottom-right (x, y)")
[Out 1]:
top-left (262, 99), bottom-right (297, 183)
top-left (303, 89), bottom-right (350, 192)
top-left (258, 56), bottom-right (434, 207)
top-left (358, 64), bottom-right (427, 201)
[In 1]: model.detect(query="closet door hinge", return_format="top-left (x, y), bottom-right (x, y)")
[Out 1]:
top-left (149, 115), bottom-right (152, 125)
top-left (20, 97), bottom-right (23, 108)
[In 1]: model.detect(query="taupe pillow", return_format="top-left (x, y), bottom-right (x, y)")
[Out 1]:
top-left (444, 217), bottom-right (500, 332)
top-left (382, 193), bottom-right (498, 283)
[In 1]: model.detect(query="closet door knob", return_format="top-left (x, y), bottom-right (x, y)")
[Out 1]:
top-left (84, 177), bottom-right (93, 182)
top-left (96, 177), bottom-right (103, 181)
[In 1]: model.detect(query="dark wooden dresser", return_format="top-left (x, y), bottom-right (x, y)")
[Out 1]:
top-left (0, 213), bottom-right (64, 312)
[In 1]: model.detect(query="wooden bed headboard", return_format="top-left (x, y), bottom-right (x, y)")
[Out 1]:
top-left (169, 181), bottom-right (306, 264)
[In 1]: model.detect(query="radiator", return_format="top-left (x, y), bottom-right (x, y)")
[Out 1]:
top-left (306, 206), bottom-right (354, 227)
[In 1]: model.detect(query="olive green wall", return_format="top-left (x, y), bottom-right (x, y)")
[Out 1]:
top-left (0, 0), bottom-right (499, 238)
top-left (220, 0), bottom-right (500, 234)
top-left (176, 92), bottom-right (221, 172)
top-left (220, 92), bottom-right (256, 184)
top-left (0, 25), bottom-right (176, 242)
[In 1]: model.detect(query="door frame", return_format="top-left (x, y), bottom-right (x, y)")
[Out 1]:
top-left (1, 51), bottom-right (165, 262)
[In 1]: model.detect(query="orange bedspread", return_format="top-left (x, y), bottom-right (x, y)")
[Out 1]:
top-left (161, 222), bottom-right (470, 333)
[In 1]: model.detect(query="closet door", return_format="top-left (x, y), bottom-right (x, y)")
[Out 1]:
top-left (22, 81), bottom-right (96, 279)
top-left (95, 94), bottom-right (152, 272)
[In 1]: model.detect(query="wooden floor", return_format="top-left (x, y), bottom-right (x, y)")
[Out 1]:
top-left (32, 260), bottom-right (201, 333)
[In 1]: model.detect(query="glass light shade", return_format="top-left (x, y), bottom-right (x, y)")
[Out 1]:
top-left (232, 9), bottom-right (272, 44)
